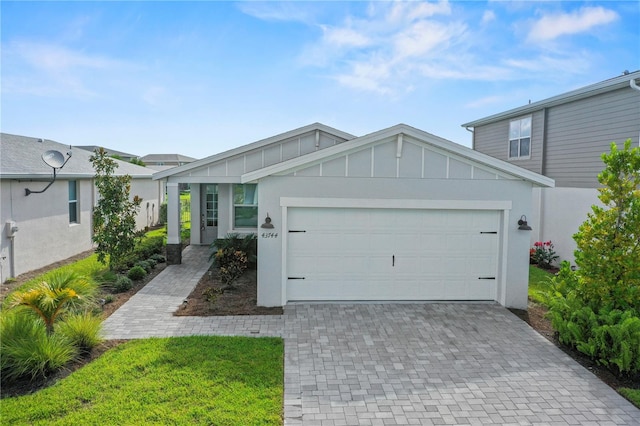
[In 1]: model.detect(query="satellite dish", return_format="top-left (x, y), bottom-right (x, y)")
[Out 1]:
top-left (26, 149), bottom-right (72, 195)
top-left (42, 150), bottom-right (66, 169)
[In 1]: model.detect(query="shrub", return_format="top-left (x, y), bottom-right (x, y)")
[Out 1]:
top-left (1, 312), bottom-right (76, 382)
top-left (112, 235), bottom-right (165, 272)
top-left (210, 233), bottom-right (257, 268)
top-left (150, 253), bottom-right (166, 263)
top-left (573, 140), bottom-right (640, 312)
top-left (146, 258), bottom-right (157, 269)
top-left (213, 249), bottom-right (248, 289)
top-left (134, 260), bottom-right (152, 273)
top-left (8, 271), bottom-right (98, 335)
top-left (56, 312), bottom-right (104, 353)
top-left (127, 266), bottom-right (147, 281)
top-left (530, 241), bottom-right (559, 269)
top-left (94, 269), bottom-right (117, 286)
top-left (544, 140), bottom-right (640, 376)
top-left (113, 275), bottom-right (133, 293)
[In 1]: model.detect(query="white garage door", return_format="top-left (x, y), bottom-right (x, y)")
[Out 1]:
top-left (286, 208), bottom-right (500, 302)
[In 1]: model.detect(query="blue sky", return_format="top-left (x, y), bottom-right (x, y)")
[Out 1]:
top-left (2, 1), bottom-right (638, 159)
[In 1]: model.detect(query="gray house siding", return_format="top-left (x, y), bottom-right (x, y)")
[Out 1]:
top-left (544, 87), bottom-right (640, 187)
top-left (472, 85), bottom-right (640, 188)
top-left (472, 110), bottom-right (544, 175)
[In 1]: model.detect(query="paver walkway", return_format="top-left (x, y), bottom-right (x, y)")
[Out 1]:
top-left (103, 245), bottom-right (639, 425)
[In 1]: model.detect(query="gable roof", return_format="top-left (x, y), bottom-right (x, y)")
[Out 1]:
top-left (140, 153), bottom-right (197, 163)
top-left (1, 133), bottom-right (153, 179)
top-left (462, 70), bottom-right (640, 128)
top-left (153, 123), bottom-right (356, 180)
top-left (240, 124), bottom-right (554, 187)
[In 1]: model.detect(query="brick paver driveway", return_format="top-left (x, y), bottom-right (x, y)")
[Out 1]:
top-left (104, 248), bottom-right (638, 425)
top-left (283, 304), bottom-right (639, 425)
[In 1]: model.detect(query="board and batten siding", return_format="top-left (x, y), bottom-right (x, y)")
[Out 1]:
top-left (283, 136), bottom-right (517, 181)
top-left (472, 110), bottom-right (544, 175)
top-left (182, 130), bottom-right (347, 180)
top-left (544, 87), bottom-right (640, 187)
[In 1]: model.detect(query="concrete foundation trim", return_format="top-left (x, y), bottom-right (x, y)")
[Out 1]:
top-left (166, 243), bottom-right (182, 265)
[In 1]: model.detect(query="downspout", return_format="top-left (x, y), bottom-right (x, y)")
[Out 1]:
top-left (630, 79), bottom-right (640, 146)
top-left (464, 126), bottom-right (475, 150)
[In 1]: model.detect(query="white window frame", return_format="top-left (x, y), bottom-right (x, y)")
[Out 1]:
top-left (508, 116), bottom-right (532, 160)
top-left (69, 180), bottom-right (79, 224)
top-left (233, 183), bottom-right (258, 229)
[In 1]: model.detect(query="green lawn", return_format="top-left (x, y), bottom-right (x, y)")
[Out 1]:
top-left (2, 336), bottom-right (284, 425)
top-left (528, 265), bottom-right (554, 305)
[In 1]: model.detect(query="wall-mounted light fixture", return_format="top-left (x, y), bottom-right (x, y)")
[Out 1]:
top-left (25, 149), bottom-right (72, 196)
top-left (517, 215), bottom-right (532, 231)
top-left (261, 213), bottom-right (274, 229)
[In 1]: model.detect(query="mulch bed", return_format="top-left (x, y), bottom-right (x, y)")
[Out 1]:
top-left (174, 267), bottom-right (283, 316)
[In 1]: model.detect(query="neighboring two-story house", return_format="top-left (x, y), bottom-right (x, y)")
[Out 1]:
top-left (462, 71), bottom-right (640, 263)
top-left (1, 134), bottom-right (163, 281)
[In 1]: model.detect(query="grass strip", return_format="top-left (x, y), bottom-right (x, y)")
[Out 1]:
top-left (2, 335), bottom-right (284, 425)
top-left (528, 265), bottom-right (554, 305)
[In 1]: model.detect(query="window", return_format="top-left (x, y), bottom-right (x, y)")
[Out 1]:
top-left (205, 185), bottom-right (218, 227)
top-left (68, 181), bottom-right (78, 224)
top-left (508, 117), bottom-right (531, 159)
top-left (233, 184), bottom-right (258, 228)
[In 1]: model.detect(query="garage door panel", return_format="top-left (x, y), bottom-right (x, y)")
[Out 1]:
top-left (287, 208), bottom-right (499, 302)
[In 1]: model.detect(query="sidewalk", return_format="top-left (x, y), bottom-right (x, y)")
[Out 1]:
top-left (102, 245), bottom-right (283, 339)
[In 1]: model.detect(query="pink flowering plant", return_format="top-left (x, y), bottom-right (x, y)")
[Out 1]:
top-left (531, 241), bottom-right (559, 269)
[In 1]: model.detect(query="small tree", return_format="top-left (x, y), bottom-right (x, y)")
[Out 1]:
top-left (573, 139), bottom-right (640, 311)
top-left (91, 148), bottom-right (143, 269)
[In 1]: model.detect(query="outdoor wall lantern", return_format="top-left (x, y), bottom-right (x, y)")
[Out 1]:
top-left (25, 149), bottom-right (72, 196)
top-left (261, 213), bottom-right (274, 229)
top-left (517, 215), bottom-right (532, 231)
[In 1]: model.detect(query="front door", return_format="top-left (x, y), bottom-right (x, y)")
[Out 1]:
top-left (200, 184), bottom-right (218, 245)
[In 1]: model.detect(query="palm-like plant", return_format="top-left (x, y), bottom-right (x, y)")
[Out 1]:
top-left (8, 271), bottom-right (97, 335)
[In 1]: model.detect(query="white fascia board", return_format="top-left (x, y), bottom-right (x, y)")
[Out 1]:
top-left (165, 175), bottom-right (241, 184)
top-left (241, 123), bottom-right (555, 188)
top-left (153, 123), bottom-right (356, 180)
top-left (280, 197), bottom-right (513, 211)
top-left (462, 71), bottom-right (640, 128)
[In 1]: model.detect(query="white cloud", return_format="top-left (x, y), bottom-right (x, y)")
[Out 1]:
top-left (322, 26), bottom-right (370, 48)
top-left (249, 1), bottom-right (612, 96)
top-left (2, 40), bottom-right (134, 99)
top-left (482, 10), bottom-right (496, 25)
top-left (237, 2), bottom-right (316, 24)
top-left (527, 6), bottom-right (619, 42)
top-left (393, 21), bottom-right (466, 59)
top-left (386, 0), bottom-right (451, 24)
top-left (13, 41), bottom-right (124, 72)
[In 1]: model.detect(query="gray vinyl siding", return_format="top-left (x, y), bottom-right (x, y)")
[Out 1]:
top-left (473, 110), bottom-right (544, 175)
top-left (473, 85), bottom-right (640, 188)
top-left (544, 87), bottom-right (640, 187)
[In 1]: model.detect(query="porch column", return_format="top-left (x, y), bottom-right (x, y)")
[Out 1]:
top-left (166, 182), bottom-right (182, 264)
top-left (190, 183), bottom-right (201, 245)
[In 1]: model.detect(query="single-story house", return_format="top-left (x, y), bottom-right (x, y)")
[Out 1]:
top-left (1, 133), bottom-right (163, 281)
top-left (462, 71), bottom-right (640, 264)
top-left (154, 123), bottom-right (554, 310)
